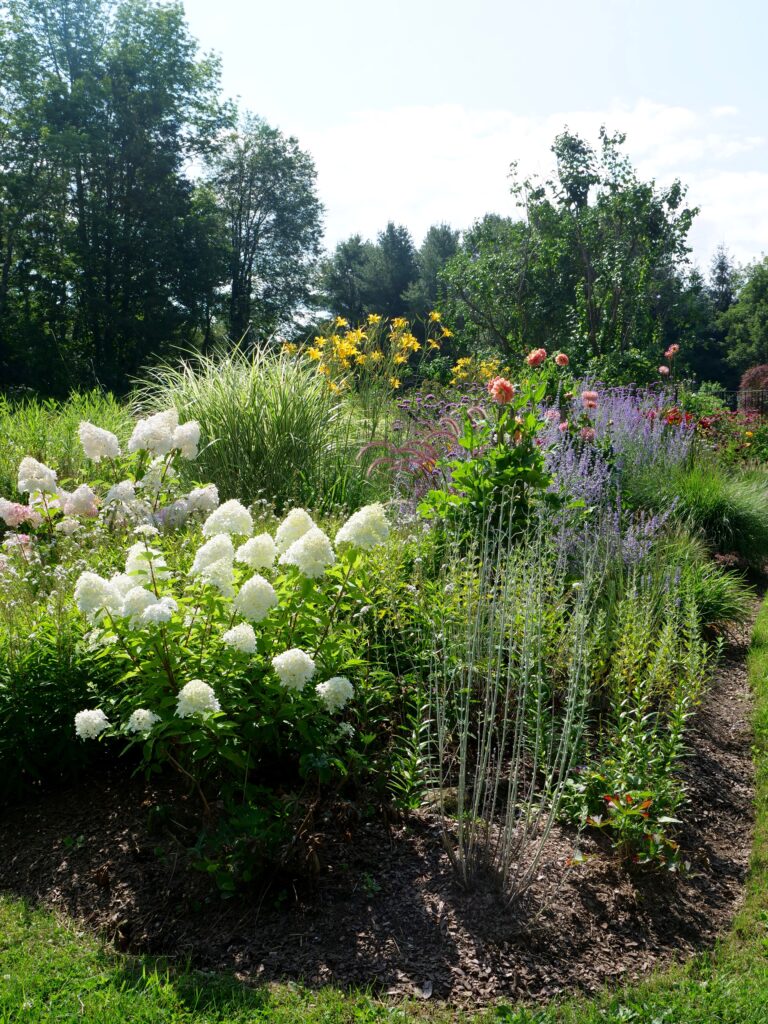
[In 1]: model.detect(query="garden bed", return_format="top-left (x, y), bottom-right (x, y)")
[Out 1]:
top-left (0, 618), bottom-right (756, 1007)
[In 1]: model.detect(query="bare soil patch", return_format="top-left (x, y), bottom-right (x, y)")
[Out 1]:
top-left (0, 620), bottom-right (756, 1006)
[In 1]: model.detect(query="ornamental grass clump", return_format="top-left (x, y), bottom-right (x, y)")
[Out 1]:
top-left (135, 347), bottom-right (387, 512)
top-left (425, 507), bottom-right (598, 900)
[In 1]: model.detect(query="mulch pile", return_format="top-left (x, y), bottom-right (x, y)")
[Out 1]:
top-left (0, 620), bottom-right (756, 1006)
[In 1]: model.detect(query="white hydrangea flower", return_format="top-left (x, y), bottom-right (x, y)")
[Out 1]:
top-left (335, 503), bottom-right (390, 551)
top-left (75, 708), bottom-right (110, 740)
top-left (202, 499), bottom-right (253, 538)
top-left (222, 622), bottom-right (257, 654)
top-left (235, 533), bottom-right (277, 570)
top-left (126, 708), bottom-right (160, 734)
top-left (189, 534), bottom-right (234, 576)
top-left (109, 573), bottom-right (138, 598)
top-left (172, 420), bottom-right (200, 460)
top-left (54, 517), bottom-right (81, 535)
top-left (176, 679), bottom-right (221, 718)
top-left (279, 526), bottom-right (335, 579)
top-left (17, 456), bottom-right (58, 495)
top-left (128, 409), bottom-right (179, 456)
top-left (233, 574), bottom-right (278, 621)
top-left (78, 421), bottom-right (121, 462)
top-left (316, 676), bottom-right (354, 712)
top-left (199, 556), bottom-right (235, 597)
top-left (272, 647), bottom-right (316, 691)
top-left (133, 524), bottom-right (159, 538)
top-left (105, 479), bottom-right (136, 505)
top-left (187, 484), bottom-right (219, 513)
top-left (121, 586), bottom-right (159, 624)
top-left (275, 508), bottom-right (315, 554)
top-left (141, 596), bottom-right (177, 625)
top-left (63, 484), bottom-right (99, 518)
top-left (74, 571), bottom-right (122, 619)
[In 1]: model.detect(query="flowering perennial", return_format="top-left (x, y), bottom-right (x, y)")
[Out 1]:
top-left (64, 484), bottom-right (99, 517)
top-left (127, 709), bottom-right (161, 734)
top-left (335, 503), bottom-right (389, 551)
top-left (176, 679), bottom-right (221, 718)
top-left (272, 648), bottom-right (316, 691)
top-left (187, 484), bottom-right (219, 513)
top-left (279, 526), bottom-right (335, 578)
top-left (235, 533), bottom-right (277, 570)
top-left (222, 622), bottom-right (257, 654)
top-left (78, 421), bottom-right (121, 462)
top-left (190, 534), bottom-right (235, 576)
top-left (316, 676), bottom-right (354, 712)
top-left (17, 456), bottom-right (57, 495)
top-left (275, 508), bottom-right (315, 554)
top-left (128, 409), bottom-right (179, 456)
top-left (202, 499), bottom-right (254, 538)
top-left (75, 709), bottom-right (110, 740)
top-left (233, 574), bottom-right (278, 621)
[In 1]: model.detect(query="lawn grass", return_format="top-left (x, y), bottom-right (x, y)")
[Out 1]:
top-left (3, 597), bottom-right (768, 1023)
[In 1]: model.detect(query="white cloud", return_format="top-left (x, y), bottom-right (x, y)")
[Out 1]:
top-left (298, 99), bottom-right (767, 267)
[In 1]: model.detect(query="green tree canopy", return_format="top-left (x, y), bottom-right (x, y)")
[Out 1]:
top-left (722, 257), bottom-right (768, 374)
top-left (0, 0), bottom-right (233, 393)
top-left (207, 113), bottom-right (323, 345)
top-left (441, 129), bottom-right (698, 370)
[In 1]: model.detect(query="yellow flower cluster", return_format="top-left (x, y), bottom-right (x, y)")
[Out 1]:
top-left (292, 311), bottom-right (450, 393)
top-left (450, 355), bottom-right (509, 385)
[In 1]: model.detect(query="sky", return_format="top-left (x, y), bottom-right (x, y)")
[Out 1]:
top-left (182, 0), bottom-right (768, 269)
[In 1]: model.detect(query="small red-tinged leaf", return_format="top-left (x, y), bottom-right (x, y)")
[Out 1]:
top-left (638, 798), bottom-right (653, 810)
top-left (626, 793), bottom-right (634, 804)
top-left (642, 812), bottom-right (650, 819)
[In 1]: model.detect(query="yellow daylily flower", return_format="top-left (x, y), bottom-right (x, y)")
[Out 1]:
top-left (335, 316), bottom-right (349, 328)
top-left (428, 310), bottom-right (442, 322)
top-left (389, 377), bottom-right (401, 389)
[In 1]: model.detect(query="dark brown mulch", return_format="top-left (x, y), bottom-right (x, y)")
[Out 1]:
top-left (0, 619), bottom-right (756, 1007)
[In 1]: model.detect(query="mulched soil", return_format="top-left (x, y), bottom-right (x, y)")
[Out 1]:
top-left (0, 618), bottom-right (757, 1006)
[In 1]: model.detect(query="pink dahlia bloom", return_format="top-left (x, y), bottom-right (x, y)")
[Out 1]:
top-left (486, 376), bottom-right (515, 405)
top-left (580, 427), bottom-right (596, 442)
top-left (659, 365), bottom-right (670, 376)
top-left (525, 347), bottom-right (547, 368)
top-left (554, 352), bottom-right (569, 367)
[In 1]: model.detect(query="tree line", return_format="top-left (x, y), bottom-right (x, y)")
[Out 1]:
top-left (1, 0), bottom-right (767, 396)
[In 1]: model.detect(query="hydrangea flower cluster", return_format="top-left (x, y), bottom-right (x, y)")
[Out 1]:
top-left (71, 500), bottom-right (390, 798)
top-left (127, 409), bottom-right (200, 460)
top-left (335, 503), bottom-right (390, 551)
top-left (316, 676), bottom-right (354, 712)
top-left (78, 422), bottom-right (121, 462)
top-left (272, 648), bottom-right (316, 691)
top-left (176, 679), bottom-right (221, 718)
